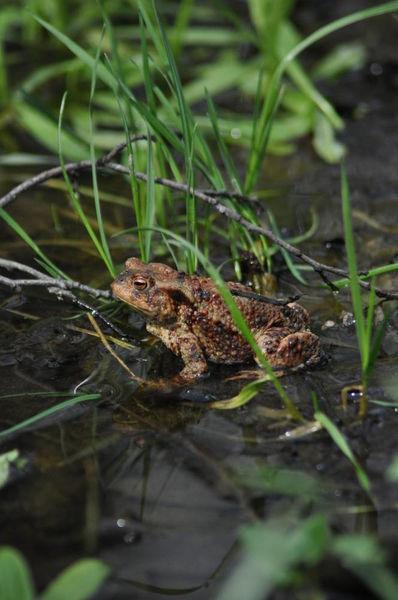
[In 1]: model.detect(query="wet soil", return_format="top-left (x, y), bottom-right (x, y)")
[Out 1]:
top-left (1, 6), bottom-right (398, 599)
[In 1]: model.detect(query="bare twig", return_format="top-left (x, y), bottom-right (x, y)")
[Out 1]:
top-left (0, 260), bottom-right (133, 338)
top-left (230, 288), bottom-right (301, 306)
top-left (1, 139), bottom-right (398, 301)
top-left (0, 259), bottom-right (110, 298)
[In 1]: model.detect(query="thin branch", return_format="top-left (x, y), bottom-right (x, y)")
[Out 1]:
top-left (0, 259), bottom-right (110, 298)
top-left (0, 259), bottom-right (51, 280)
top-left (1, 140), bottom-right (398, 301)
top-left (0, 134), bottom-right (150, 210)
top-left (230, 289), bottom-right (301, 306)
top-left (0, 261), bottom-right (134, 338)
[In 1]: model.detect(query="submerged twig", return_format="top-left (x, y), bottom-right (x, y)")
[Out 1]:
top-left (87, 314), bottom-right (144, 383)
top-left (1, 139), bottom-right (398, 300)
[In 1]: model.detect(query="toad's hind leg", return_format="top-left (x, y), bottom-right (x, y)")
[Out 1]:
top-left (254, 327), bottom-right (320, 369)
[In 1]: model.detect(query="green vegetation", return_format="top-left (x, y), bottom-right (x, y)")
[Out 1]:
top-left (1, 0), bottom-right (396, 275)
top-left (0, 546), bottom-right (109, 600)
top-left (1, 2), bottom-right (398, 599)
top-left (218, 514), bottom-right (398, 600)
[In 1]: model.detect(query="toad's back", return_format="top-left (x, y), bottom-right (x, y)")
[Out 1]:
top-left (176, 276), bottom-right (310, 364)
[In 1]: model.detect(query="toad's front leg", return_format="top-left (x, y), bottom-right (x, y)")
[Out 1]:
top-left (254, 327), bottom-right (320, 369)
top-left (147, 323), bottom-right (208, 380)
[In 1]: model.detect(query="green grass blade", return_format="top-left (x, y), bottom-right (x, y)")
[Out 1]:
top-left (267, 210), bottom-right (306, 284)
top-left (58, 92), bottom-right (115, 277)
top-left (206, 90), bottom-right (242, 193)
top-left (144, 129), bottom-right (155, 261)
top-left (365, 277), bottom-right (376, 366)
top-left (185, 124), bottom-right (198, 273)
top-left (33, 15), bottom-right (115, 88)
top-left (331, 262), bottom-right (398, 288)
top-left (367, 306), bottom-right (391, 382)
top-left (139, 13), bottom-right (156, 112)
top-left (0, 394), bottom-right (101, 439)
top-left (88, 26), bottom-right (114, 275)
top-left (314, 409), bottom-right (371, 494)
top-left (341, 165), bottom-right (367, 372)
top-left (210, 376), bottom-right (272, 410)
top-left (0, 208), bottom-right (67, 279)
top-left (170, 0), bottom-right (194, 59)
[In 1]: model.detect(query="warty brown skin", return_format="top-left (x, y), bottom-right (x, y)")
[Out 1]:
top-left (111, 257), bottom-right (320, 380)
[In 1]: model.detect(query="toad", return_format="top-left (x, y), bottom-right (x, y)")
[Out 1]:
top-left (111, 258), bottom-right (320, 380)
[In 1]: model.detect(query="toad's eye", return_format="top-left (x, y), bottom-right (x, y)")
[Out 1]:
top-left (133, 277), bottom-right (148, 290)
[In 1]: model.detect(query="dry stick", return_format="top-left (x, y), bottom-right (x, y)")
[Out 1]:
top-left (0, 260), bottom-right (133, 338)
top-left (1, 141), bottom-right (398, 300)
top-left (0, 258), bottom-right (110, 298)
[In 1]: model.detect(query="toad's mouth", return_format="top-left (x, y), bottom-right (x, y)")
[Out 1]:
top-left (112, 295), bottom-right (154, 317)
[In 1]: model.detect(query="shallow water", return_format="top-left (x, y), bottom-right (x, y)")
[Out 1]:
top-left (1, 9), bottom-right (398, 600)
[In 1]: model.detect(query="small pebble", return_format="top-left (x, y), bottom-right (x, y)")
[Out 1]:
top-left (341, 311), bottom-right (355, 327)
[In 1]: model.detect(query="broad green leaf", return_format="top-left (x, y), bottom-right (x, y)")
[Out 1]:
top-left (0, 547), bottom-right (34, 600)
top-left (41, 559), bottom-right (110, 600)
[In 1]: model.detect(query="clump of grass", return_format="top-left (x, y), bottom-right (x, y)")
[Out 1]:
top-left (340, 166), bottom-right (390, 415)
top-left (217, 512), bottom-right (398, 600)
top-left (244, 1), bottom-right (398, 192)
top-left (3, 1), bottom-right (393, 278)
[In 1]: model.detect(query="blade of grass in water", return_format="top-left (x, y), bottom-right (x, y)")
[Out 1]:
top-left (341, 165), bottom-right (367, 372)
top-left (331, 262), bottom-right (398, 287)
top-left (210, 376), bottom-right (273, 410)
top-left (0, 391), bottom-right (72, 400)
top-left (267, 209), bottom-right (306, 284)
top-left (313, 396), bottom-right (371, 495)
top-left (0, 394), bottom-right (101, 439)
top-left (58, 92), bottom-right (115, 277)
top-left (185, 124), bottom-right (198, 272)
top-left (144, 129), bottom-right (156, 261)
top-left (0, 208), bottom-right (67, 279)
top-left (206, 90), bottom-right (241, 193)
top-left (245, 1), bottom-right (398, 192)
top-left (88, 25), bottom-right (114, 275)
